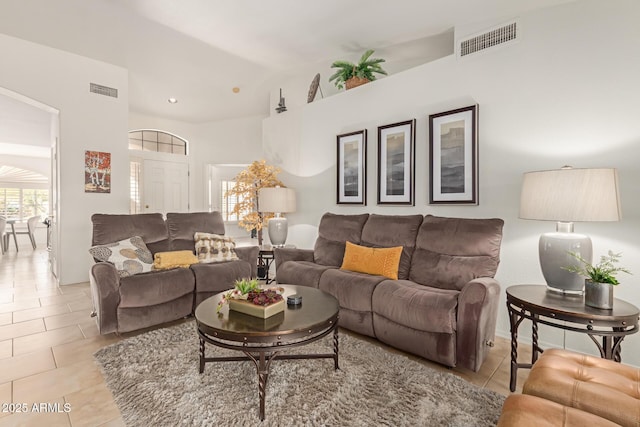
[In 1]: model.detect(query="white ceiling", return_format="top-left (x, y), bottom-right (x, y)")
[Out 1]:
top-left (0, 0), bottom-right (572, 125)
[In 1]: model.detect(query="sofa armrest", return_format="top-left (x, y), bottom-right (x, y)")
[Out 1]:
top-left (456, 277), bottom-right (501, 372)
top-left (89, 262), bottom-right (121, 335)
top-left (235, 246), bottom-right (259, 278)
top-left (274, 247), bottom-right (315, 271)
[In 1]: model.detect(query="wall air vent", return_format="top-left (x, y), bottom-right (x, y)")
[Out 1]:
top-left (90, 83), bottom-right (118, 98)
top-left (459, 21), bottom-right (518, 58)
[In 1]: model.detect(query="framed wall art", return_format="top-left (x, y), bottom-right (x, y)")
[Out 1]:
top-left (84, 150), bottom-right (111, 193)
top-left (429, 105), bottom-right (478, 205)
top-left (337, 129), bottom-right (367, 205)
top-left (377, 119), bottom-right (415, 205)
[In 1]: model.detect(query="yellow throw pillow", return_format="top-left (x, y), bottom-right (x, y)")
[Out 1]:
top-left (340, 241), bottom-right (403, 280)
top-left (153, 250), bottom-right (199, 270)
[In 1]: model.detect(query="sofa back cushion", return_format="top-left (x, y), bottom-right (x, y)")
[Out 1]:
top-left (166, 212), bottom-right (225, 252)
top-left (360, 214), bottom-right (423, 280)
top-left (314, 213), bottom-right (369, 266)
top-left (91, 213), bottom-right (169, 255)
top-left (409, 215), bottom-right (504, 291)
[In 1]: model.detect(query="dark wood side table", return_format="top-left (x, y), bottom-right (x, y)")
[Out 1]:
top-left (258, 246), bottom-right (276, 284)
top-left (506, 284), bottom-right (640, 392)
top-left (258, 244), bottom-right (295, 284)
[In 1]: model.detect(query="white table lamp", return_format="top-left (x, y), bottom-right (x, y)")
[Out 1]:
top-left (519, 166), bottom-right (621, 293)
top-left (258, 186), bottom-right (296, 247)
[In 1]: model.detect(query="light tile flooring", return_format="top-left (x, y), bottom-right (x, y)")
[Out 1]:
top-left (0, 248), bottom-right (530, 426)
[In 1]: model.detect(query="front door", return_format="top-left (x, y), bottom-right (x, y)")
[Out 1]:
top-left (143, 159), bottom-right (189, 214)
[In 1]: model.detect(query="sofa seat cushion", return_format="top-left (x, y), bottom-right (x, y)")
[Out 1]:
top-left (360, 214), bottom-right (423, 280)
top-left (191, 260), bottom-right (252, 295)
top-left (523, 348), bottom-right (640, 427)
top-left (372, 280), bottom-right (459, 334)
top-left (313, 213), bottom-right (369, 267)
top-left (91, 213), bottom-right (170, 255)
top-left (276, 261), bottom-right (336, 288)
top-left (119, 268), bottom-right (195, 308)
top-left (409, 215), bottom-right (504, 291)
top-left (319, 269), bottom-right (387, 312)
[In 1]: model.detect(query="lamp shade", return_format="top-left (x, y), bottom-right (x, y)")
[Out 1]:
top-left (259, 187), bottom-right (296, 213)
top-left (519, 167), bottom-right (621, 222)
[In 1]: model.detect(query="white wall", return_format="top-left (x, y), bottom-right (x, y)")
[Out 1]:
top-left (128, 112), bottom-right (265, 213)
top-left (263, 0), bottom-right (640, 365)
top-left (0, 33), bottom-right (129, 285)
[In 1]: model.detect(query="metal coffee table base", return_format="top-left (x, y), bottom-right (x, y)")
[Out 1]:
top-left (198, 324), bottom-right (339, 421)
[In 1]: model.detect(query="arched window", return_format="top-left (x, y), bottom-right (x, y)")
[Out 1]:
top-left (128, 130), bottom-right (187, 155)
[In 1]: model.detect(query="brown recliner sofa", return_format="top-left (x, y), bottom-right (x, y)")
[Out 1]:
top-left (275, 212), bottom-right (504, 372)
top-left (89, 212), bottom-right (258, 334)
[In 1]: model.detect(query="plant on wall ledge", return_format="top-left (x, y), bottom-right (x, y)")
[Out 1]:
top-left (329, 49), bottom-right (387, 90)
top-left (225, 160), bottom-right (284, 245)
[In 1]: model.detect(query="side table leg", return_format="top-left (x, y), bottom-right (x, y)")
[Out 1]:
top-left (258, 352), bottom-right (268, 421)
top-left (333, 327), bottom-right (340, 370)
top-left (199, 336), bottom-right (205, 373)
top-left (532, 314), bottom-right (539, 364)
top-left (508, 303), bottom-right (520, 392)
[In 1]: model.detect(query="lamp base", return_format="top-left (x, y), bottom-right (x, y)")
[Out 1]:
top-left (268, 217), bottom-right (288, 247)
top-left (539, 232), bottom-right (592, 294)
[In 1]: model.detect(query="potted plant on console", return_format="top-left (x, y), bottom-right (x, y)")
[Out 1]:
top-left (329, 49), bottom-right (387, 90)
top-left (565, 250), bottom-right (631, 309)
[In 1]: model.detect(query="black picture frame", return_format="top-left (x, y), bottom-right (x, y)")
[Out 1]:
top-left (337, 129), bottom-right (367, 205)
top-left (377, 119), bottom-right (415, 205)
top-left (429, 105), bottom-right (479, 205)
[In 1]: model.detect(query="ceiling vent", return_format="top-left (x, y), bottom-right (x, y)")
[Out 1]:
top-left (458, 21), bottom-right (518, 58)
top-left (90, 83), bottom-right (118, 98)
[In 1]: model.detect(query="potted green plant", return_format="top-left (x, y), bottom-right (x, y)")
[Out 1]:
top-left (329, 49), bottom-right (387, 90)
top-left (565, 250), bottom-right (631, 309)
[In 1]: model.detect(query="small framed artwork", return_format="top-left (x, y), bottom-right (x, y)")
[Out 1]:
top-left (377, 119), bottom-right (415, 205)
top-left (84, 150), bottom-right (111, 193)
top-left (337, 130), bottom-right (367, 205)
top-left (429, 105), bottom-right (478, 205)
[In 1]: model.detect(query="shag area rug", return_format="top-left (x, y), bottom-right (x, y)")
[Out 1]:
top-left (94, 321), bottom-right (504, 426)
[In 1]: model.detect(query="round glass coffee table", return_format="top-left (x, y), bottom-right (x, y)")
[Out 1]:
top-left (195, 284), bottom-right (340, 421)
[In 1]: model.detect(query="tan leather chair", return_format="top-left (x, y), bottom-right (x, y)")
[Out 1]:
top-left (524, 348), bottom-right (640, 426)
top-left (498, 394), bottom-right (619, 427)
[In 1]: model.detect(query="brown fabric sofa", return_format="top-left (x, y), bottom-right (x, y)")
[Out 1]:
top-left (89, 212), bottom-right (258, 334)
top-left (275, 212), bottom-right (504, 372)
top-left (499, 348), bottom-right (639, 426)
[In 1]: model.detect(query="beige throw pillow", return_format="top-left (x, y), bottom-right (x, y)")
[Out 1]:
top-left (194, 232), bottom-right (239, 263)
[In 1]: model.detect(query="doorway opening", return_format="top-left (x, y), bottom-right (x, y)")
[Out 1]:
top-left (128, 129), bottom-right (189, 216)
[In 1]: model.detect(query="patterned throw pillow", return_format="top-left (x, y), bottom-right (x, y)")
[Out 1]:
top-left (89, 236), bottom-right (154, 277)
top-left (194, 232), bottom-right (239, 263)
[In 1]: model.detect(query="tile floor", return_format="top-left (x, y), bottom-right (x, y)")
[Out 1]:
top-left (0, 248), bottom-right (530, 426)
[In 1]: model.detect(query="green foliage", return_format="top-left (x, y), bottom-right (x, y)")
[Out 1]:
top-left (328, 49), bottom-right (388, 89)
top-left (564, 250), bottom-right (631, 285)
top-left (234, 278), bottom-right (260, 294)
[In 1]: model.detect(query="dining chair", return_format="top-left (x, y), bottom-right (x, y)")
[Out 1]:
top-left (0, 216), bottom-right (6, 254)
top-left (14, 216), bottom-right (40, 250)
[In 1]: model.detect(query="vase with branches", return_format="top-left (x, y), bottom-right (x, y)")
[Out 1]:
top-left (225, 160), bottom-right (284, 245)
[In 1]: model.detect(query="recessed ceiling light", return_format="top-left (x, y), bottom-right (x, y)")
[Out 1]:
top-left (232, 87), bottom-right (240, 93)
top-left (168, 97), bottom-right (178, 104)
